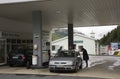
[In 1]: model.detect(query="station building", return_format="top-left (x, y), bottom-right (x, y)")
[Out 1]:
top-left (51, 34), bottom-right (99, 56)
top-left (0, 16), bottom-right (50, 65)
top-left (0, 0), bottom-right (119, 67)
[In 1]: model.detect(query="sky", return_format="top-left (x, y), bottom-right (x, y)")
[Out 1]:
top-left (74, 25), bottom-right (118, 39)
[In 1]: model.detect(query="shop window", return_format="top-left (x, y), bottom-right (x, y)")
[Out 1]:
top-left (31, 40), bottom-right (33, 43)
top-left (46, 42), bottom-right (50, 46)
top-left (22, 40), bottom-right (26, 43)
top-left (12, 39), bottom-right (16, 43)
top-left (27, 40), bottom-right (32, 43)
top-left (7, 39), bottom-right (10, 43)
top-left (17, 39), bottom-right (21, 43)
top-left (52, 45), bottom-right (56, 51)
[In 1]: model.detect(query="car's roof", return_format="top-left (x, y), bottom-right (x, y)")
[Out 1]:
top-left (62, 50), bottom-right (79, 52)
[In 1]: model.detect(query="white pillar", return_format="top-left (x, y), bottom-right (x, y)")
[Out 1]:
top-left (32, 11), bottom-right (42, 67)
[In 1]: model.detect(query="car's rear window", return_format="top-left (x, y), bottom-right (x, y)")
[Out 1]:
top-left (10, 49), bottom-right (24, 55)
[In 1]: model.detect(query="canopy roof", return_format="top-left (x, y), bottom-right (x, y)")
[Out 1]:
top-left (0, 0), bottom-right (119, 28)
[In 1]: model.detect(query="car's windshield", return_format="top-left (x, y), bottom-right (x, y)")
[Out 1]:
top-left (55, 51), bottom-right (77, 57)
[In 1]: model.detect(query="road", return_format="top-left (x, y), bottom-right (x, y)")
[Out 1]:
top-left (80, 56), bottom-right (120, 79)
top-left (0, 74), bottom-right (108, 79)
top-left (0, 56), bottom-right (120, 79)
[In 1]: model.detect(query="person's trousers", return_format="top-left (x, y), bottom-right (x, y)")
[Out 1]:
top-left (85, 60), bottom-right (88, 67)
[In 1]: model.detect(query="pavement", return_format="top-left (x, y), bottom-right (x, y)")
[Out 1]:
top-left (0, 74), bottom-right (108, 79)
top-left (0, 56), bottom-right (120, 79)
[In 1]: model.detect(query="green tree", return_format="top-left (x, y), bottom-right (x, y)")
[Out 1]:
top-left (100, 26), bottom-right (120, 45)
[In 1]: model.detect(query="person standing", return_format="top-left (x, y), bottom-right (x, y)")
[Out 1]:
top-left (79, 46), bottom-right (89, 68)
top-left (57, 46), bottom-right (63, 53)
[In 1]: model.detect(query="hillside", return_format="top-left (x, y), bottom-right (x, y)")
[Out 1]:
top-left (52, 29), bottom-right (85, 41)
top-left (100, 26), bottom-right (120, 45)
top-left (52, 29), bottom-right (68, 41)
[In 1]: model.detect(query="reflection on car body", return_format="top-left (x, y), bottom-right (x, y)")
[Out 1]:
top-left (49, 50), bottom-right (82, 72)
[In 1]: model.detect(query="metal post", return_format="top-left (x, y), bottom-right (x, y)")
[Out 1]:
top-left (68, 24), bottom-right (73, 50)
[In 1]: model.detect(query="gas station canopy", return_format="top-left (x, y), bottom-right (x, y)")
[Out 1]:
top-left (0, 0), bottom-right (120, 28)
top-left (0, 0), bottom-right (119, 67)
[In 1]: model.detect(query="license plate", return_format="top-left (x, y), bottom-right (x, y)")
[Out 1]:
top-left (56, 65), bottom-right (63, 67)
top-left (12, 57), bottom-right (18, 59)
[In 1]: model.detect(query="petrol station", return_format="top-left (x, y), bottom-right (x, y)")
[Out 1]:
top-left (0, 0), bottom-right (120, 68)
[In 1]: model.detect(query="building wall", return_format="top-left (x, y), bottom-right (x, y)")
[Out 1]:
top-left (51, 38), bottom-right (68, 54)
top-left (51, 35), bottom-right (96, 55)
top-left (74, 35), bottom-right (96, 55)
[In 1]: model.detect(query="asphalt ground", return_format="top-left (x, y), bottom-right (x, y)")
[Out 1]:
top-left (0, 56), bottom-right (120, 79)
top-left (0, 74), bottom-right (108, 79)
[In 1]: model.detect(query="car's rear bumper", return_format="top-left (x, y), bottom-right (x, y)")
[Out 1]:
top-left (8, 60), bottom-right (25, 66)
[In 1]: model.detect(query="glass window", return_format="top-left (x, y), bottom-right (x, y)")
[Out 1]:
top-left (22, 40), bottom-right (26, 43)
top-left (31, 40), bottom-right (33, 43)
top-left (27, 40), bottom-right (31, 43)
top-left (7, 39), bottom-right (10, 43)
top-left (52, 45), bottom-right (55, 51)
top-left (12, 39), bottom-right (16, 43)
top-left (17, 39), bottom-right (21, 43)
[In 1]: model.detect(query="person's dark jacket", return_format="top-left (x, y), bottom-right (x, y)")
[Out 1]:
top-left (57, 47), bottom-right (62, 53)
top-left (82, 48), bottom-right (89, 60)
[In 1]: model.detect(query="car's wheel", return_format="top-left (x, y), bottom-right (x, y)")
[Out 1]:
top-left (73, 67), bottom-right (77, 72)
top-left (9, 64), bottom-right (13, 67)
top-left (49, 69), bottom-right (54, 72)
top-left (73, 64), bottom-right (79, 72)
top-left (79, 63), bottom-right (82, 69)
top-left (79, 59), bottom-right (82, 69)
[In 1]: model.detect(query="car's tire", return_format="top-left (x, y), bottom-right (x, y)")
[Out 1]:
top-left (73, 64), bottom-right (79, 72)
top-left (73, 67), bottom-right (77, 72)
top-left (49, 69), bottom-right (54, 72)
top-left (79, 59), bottom-right (82, 69)
top-left (9, 64), bottom-right (13, 67)
top-left (79, 63), bottom-right (82, 69)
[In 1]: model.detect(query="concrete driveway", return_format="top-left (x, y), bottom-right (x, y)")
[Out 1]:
top-left (0, 74), bottom-right (109, 79)
top-left (0, 56), bottom-right (120, 79)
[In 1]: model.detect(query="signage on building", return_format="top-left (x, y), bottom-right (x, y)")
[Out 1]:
top-left (111, 43), bottom-right (118, 50)
top-left (74, 40), bottom-right (83, 43)
top-left (34, 34), bottom-right (39, 38)
top-left (111, 43), bottom-right (120, 50)
top-left (1, 31), bottom-right (20, 38)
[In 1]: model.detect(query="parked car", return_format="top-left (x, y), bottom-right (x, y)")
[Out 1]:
top-left (49, 50), bottom-right (82, 72)
top-left (7, 49), bottom-right (32, 67)
top-left (7, 49), bottom-right (50, 68)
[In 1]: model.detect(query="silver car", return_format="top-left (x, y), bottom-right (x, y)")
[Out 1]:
top-left (49, 50), bottom-right (82, 72)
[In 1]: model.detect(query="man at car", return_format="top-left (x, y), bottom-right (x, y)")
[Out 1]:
top-left (79, 46), bottom-right (89, 68)
top-left (57, 46), bottom-right (63, 53)
top-left (72, 44), bottom-right (78, 52)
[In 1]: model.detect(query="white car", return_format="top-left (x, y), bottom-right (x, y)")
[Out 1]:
top-left (49, 50), bottom-right (82, 72)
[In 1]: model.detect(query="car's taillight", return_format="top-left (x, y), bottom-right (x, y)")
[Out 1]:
top-left (22, 56), bottom-right (26, 60)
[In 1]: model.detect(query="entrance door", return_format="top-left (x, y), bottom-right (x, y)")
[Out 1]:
top-left (0, 39), bottom-right (6, 65)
